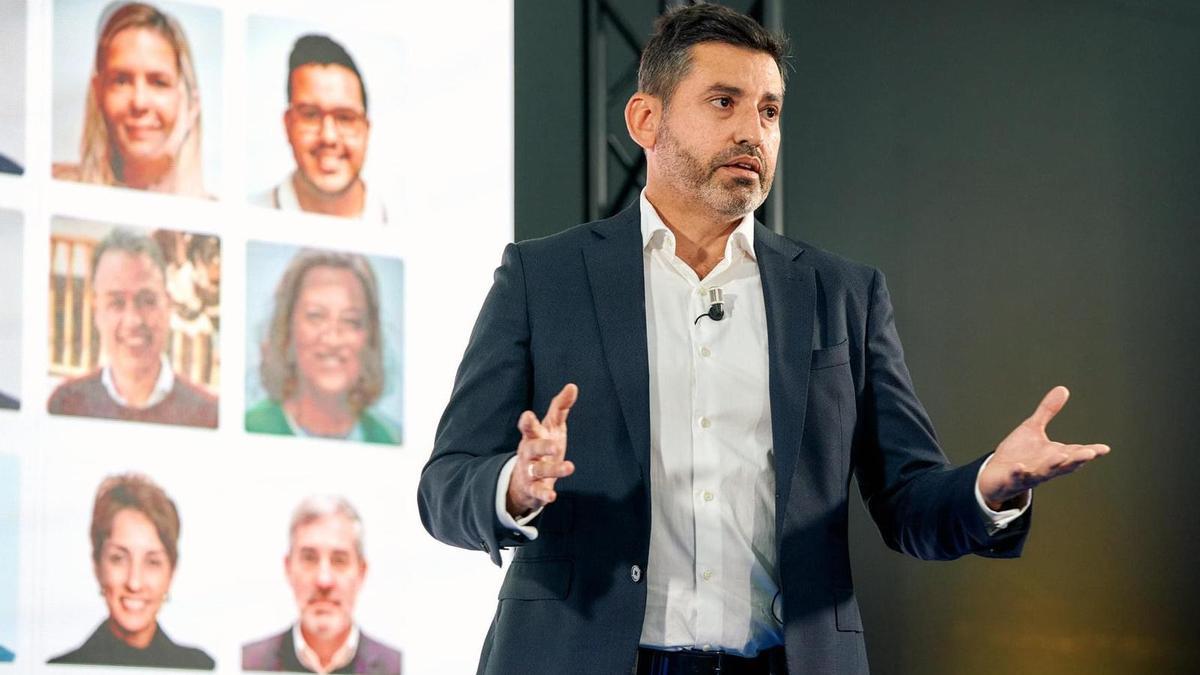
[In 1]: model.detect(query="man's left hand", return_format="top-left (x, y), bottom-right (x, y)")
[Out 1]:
top-left (977, 386), bottom-right (1110, 510)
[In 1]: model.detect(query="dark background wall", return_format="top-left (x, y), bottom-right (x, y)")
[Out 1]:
top-left (515, 2), bottom-right (1200, 673)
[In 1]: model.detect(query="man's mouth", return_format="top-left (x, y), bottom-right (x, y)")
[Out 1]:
top-left (307, 598), bottom-right (341, 611)
top-left (314, 150), bottom-right (347, 173)
top-left (117, 332), bottom-right (154, 350)
top-left (721, 156), bottom-right (761, 175)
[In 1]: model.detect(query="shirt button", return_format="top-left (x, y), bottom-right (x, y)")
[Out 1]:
top-left (699, 416), bottom-right (711, 429)
top-left (699, 346), bottom-right (711, 357)
top-left (702, 569), bottom-right (713, 581)
top-left (630, 564), bottom-right (643, 583)
top-left (702, 490), bottom-right (714, 502)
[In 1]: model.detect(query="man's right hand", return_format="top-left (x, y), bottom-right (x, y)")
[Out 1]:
top-left (506, 383), bottom-right (578, 518)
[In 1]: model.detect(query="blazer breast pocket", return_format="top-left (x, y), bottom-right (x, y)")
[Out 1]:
top-left (811, 339), bottom-right (849, 370)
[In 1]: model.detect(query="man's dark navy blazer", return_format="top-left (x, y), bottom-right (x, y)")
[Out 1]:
top-left (418, 203), bottom-right (1031, 674)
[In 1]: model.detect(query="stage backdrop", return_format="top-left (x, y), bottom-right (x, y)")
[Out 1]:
top-left (0, 0), bottom-right (513, 673)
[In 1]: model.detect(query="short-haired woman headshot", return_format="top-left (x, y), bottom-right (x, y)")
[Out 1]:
top-left (47, 473), bottom-right (214, 670)
top-left (246, 249), bottom-right (400, 444)
top-left (53, 2), bottom-right (208, 197)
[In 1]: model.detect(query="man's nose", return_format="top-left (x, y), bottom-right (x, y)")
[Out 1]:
top-left (120, 299), bottom-right (148, 326)
top-left (319, 113), bottom-right (339, 143)
top-left (315, 559), bottom-right (335, 587)
top-left (733, 105), bottom-right (766, 149)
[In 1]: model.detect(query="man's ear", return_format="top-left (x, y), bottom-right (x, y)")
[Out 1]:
top-left (625, 92), bottom-right (661, 151)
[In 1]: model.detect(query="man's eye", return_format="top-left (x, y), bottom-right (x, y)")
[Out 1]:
top-left (712, 97), bottom-right (732, 108)
top-left (763, 107), bottom-right (780, 119)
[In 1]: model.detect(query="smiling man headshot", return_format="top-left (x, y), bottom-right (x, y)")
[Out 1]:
top-left (47, 227), bottom-right (218, 429)
top-left (253, 34), bottom-right (385, 222)
top-left (242, 495), bottom-right (401, 674)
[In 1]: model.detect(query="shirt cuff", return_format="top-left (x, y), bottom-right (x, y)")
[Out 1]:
top-left (975, 454), bottom-right (1031, 535)
top-left (495, 456), bottom-right (542, 540)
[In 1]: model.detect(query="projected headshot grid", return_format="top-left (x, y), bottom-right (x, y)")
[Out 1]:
top-left (2, 0), bottom-right (514, 672)
top-left (245, 241), bottom-right (404, 446)
top-left (47, 218), bottom-right (221, 429)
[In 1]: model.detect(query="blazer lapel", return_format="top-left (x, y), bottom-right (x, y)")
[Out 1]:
top-left (583, 205), bottom-right (652, 488)
top-left (755, 224), bottom-right (815, 543)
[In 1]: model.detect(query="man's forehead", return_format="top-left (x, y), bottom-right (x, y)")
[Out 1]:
top-left (292, 514), bottom-right (357, 545)
top-left (680, 42), bottom-right (784, 97)
top-left (289, 63), bottom-right (364, 105)
top-left (93, 250), bottom-right (164, 287)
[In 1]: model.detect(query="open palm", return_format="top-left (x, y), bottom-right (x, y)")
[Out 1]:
top-left (978, 386), bottom-right (1110, 509)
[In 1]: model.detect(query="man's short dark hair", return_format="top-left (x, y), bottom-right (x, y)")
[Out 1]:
top-left (638, 2), bottom-right (788, 103)
top-left (287, 34), bottom-right (368, 112)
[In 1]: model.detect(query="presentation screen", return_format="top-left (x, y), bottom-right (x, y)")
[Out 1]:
top-left (0, 0), bottom-right (515, 673)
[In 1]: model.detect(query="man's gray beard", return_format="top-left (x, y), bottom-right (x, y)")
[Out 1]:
top-left (655, 121), bottom-right (770, 218)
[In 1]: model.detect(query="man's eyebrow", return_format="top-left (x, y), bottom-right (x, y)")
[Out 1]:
top-left (704, 83), bottom-right (783, 103)
top-left (705, 84), bottom-right (745, 98)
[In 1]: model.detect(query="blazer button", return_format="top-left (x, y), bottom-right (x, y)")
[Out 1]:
top-left (630, 565), bottom-right (643, 583)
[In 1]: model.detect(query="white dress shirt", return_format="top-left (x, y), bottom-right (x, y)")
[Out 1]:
top-left (292, 622), bottom-right (360, 674)
top-left (497, 189), bottom-right (1029, 655)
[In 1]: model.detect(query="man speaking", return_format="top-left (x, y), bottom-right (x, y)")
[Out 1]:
top-left (418, 4), bottom-right (1109, 674)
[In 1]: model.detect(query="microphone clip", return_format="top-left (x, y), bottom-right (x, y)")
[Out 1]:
top-left (693, 287), bottom-right (725, 324)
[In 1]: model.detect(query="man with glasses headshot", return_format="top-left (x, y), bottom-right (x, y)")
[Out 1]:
top-left (253, 35), bottom-right (386, 222)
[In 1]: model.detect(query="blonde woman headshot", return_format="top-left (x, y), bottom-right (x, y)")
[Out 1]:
top-left (246, 249), bottom-right (401, 445)
top-left (47, 473), bottom-right (214, 670)
top-left (53, 2), bottom-right (208, 197)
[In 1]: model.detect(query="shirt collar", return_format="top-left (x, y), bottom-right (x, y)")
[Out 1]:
top-left (292, 623), bottom-right (360, 674)
top-left (100, 354), bottom-right (174, 409)
top-left (280, 172), bottom-right (387, 223)
top-left (638, 189), bottom-right (757, 261)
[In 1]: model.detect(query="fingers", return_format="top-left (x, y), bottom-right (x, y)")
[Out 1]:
top-left (544, 383), bottom-right (579, 428)
top-left (526, 459), bottom-right (575, 481)
top-left (1027, 385), bottom-right (1070, 431)
top-left (1046, 443), bottom-right (1110, 474)
top-left (517, 410), bottom-right (542, 440)
top-left (509, 385), bottom-right (580, 514)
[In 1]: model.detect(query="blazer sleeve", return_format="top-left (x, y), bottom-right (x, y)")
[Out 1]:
top-left (853, 269), bottom-right (1030, 560)
top-left (418, 243), bottom-right (536, 566)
